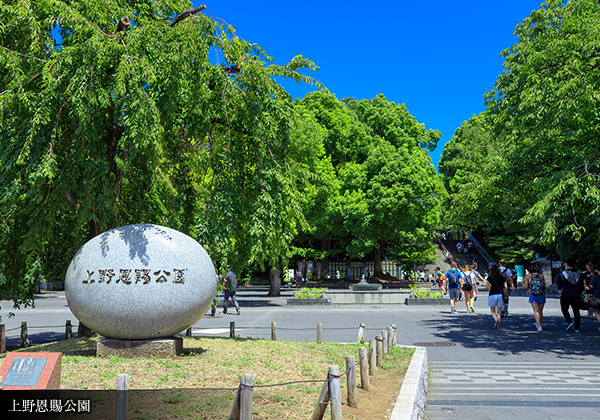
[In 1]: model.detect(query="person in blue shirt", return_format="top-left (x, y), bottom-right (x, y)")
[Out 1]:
top-left (444, 262), bottom-right (463, 314)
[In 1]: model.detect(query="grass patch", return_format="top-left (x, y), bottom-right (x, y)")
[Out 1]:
top-left (0, 336), bottom-right (413, 419)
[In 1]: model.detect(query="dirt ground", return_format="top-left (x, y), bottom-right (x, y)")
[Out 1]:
top-left (1, 336), bottom-right (412, 419)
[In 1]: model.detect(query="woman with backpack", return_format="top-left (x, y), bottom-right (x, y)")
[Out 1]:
top-left (486, 264), bottom-right (508, 330)
top-left (522, 262), bottom-right (546, 332)
top-left (462, 265), bottom-right (478, 313)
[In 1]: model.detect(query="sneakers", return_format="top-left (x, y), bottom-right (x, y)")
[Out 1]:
top-left (566, 322), bottom-right (574, 331)
top-left (450, 306), bottom-right (454, 314)
top-left (471, 307), bottom-right (475, 313)
top-left (237, 309), bottom-right (241, 315)
top-left (575, 329), bottom-right (580, 333)
top-left (537, 326), bottom-right (542, 332)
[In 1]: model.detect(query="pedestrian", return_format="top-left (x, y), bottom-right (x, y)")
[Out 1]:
top-left (499, 259), bottom-right (514, 317)
top-left (588, 271), bottom-right (600, 330)
top-left (222, 265), bottom-right (240, 315)
top-left (486, 264), bottom-right (508, 330)
top-left (523, 262), bottom-right (547, 332)
top-left (420, 271), bottom-right (425, 282)
top-left (557, 258), bottom-right (583, 332)
top-left (456, 242), bottom-right (463, 254)
top-left (434, 267), bottom-right (443, 293)
top-left (336, 270), bottom-right (341, 280)
top-left (441, 232), bottom-right (447, 240)
top-left (210, 274), bottom-right (223, 316)
top-left (445, 262), bottom-right (463, 314)
top-left (583, 262), bottom-right (595, 320)
top-left (462, 265), bottom-right (477, 313)
top-left (472, 255), bottom-right (478, 270)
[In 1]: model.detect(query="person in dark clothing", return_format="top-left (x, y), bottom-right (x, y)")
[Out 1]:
top-left (222, 265), bottom-right (240, 315)
top-left (486, 264), bottom-right (508, 331)
top-left (557, 258), bottom-right (584, 332)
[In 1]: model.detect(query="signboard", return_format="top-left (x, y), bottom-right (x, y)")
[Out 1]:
top-left (0, 353), bottom-right (61, 390)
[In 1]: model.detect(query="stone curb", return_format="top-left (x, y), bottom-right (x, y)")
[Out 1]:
top-left (285, 298), bottom-right (331, 306)
top-left (389, 345), bottom-right (428, 420)
top-left (405, 298), bottom-right (450, 305)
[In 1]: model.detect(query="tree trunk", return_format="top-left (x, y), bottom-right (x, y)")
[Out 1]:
top-left (320, 234), bottom-right (331, 280)
top-left (267, 260), bottom-right (282, 297)
top-left (373, 240), bottom-right (384, 277)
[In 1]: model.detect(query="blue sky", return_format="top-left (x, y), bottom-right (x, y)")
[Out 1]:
top-left (193, 1), bottom-right (544, 168)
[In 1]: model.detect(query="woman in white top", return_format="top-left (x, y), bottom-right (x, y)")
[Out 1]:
top-left (462, 265), bottom-right (478, 313)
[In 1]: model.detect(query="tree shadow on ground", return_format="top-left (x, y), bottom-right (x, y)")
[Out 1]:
top-left (419, 309), bottom-right (600, 358)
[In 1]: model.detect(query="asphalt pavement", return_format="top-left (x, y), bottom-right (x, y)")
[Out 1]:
top-left (2, 286), bottom-right (600, 419)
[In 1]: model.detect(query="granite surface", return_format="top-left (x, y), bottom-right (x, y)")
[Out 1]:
top-left (96, 337), bottom-right (183, 358)
top-left (65, 224), bottom-right (216, 339)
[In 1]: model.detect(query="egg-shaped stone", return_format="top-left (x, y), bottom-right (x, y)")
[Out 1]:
top-left (65, 224), bottom-right (217, 339)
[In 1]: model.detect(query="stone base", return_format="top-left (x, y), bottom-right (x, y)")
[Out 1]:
top-left (96, 337), bottom-right (183, 358)
top-left (286, 298), bottom-right (331, 306)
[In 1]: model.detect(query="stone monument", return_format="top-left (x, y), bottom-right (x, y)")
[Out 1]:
top-left (65, 224), bottom-right (217, 357)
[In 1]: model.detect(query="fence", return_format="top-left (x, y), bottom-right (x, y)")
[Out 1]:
top-left (0, 321), bottom-right (398, 420)
top-left (467, 233), bottom-right (496, 267)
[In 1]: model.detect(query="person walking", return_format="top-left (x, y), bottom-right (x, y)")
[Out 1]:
top-left (462, 265), bottom-right (477, 313)
top-left (588, 271), bottom-right (600, 330)
top-left (523, 262), bottom-right (547, 331)
top-left (445, 262), bottom-right (463, 313)
top-left (499, 259), bottom-right (514, 317)
top-left (222, 265), bottom-right (240, 315)
top-left (486, 264), bottom-right (508, 330)
top-left (557, 258), bottom-right (583, 332)
top-left (583, 262), bottom-right (595, 320)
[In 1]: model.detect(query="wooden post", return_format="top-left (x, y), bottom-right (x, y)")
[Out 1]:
top-left (0, 324), bottom-right (5, 354)
top-left (381, 330), bottom-right (388, 356)
top-left (317, 323), bottom-right (322, 344)
top-left (391, 324), bottom-right (397, 346)
top-left (239, 373), bottom-right (253, 420)
top-left (368, 339), bottom-right (377, 375)
top-left (329, 365), bottom-right (342, 420)
top-left (271, 322), bottom-right (276, 340)
top-left (20, 322), bottom-right (29, 348)
top-left (356, 322), bottom-right (365, 344)
top-left (387, 326), bottom-right (393, 352)
top-left (229, 389), bottom-right (241, 420)
top-left (345, 356), bottom-right (357, 408)
top-left (116, 374), bottom-right (129, 420)
top-left (311, 375), bottom-right (330, 420)
top-left (376, 335), bottom-right (383, 367)
top-left (186, 327), bottom-right (192, 336)
top-left (65, 320), bottom-right (73, 340)
top-left (230, 322), bottom-right (236, 338)
top-left (358, 347), bottom-right (369, 391)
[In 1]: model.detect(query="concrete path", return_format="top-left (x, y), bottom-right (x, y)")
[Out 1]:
top-left (3, 286), bottom-right (600, 419)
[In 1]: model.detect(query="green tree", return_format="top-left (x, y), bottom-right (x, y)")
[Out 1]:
top-left (0, 0), bottom-right (318, 316)
top-left (344, 95), bottom-right (444, 275)
top-left (485, 0), bottom-right (600, 252)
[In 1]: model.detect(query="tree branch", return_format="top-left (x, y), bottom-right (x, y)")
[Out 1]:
top-left (63, 188), bottom-right (81, 208)
top-left (170, 5), bottom-right (207, 27)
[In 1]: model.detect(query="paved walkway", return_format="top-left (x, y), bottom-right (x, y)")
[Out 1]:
top-left (3, 286), bottom-right (600, 419)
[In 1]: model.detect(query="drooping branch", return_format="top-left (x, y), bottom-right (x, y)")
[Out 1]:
top-left (170, 5), bottom-right (207, 27)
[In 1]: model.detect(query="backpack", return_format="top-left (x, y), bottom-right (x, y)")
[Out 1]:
top-left (463, 272), bottom-right (474, 287)
top-left (530, 274), bottom-right (544, 296)
top-left (447, 270), bottom-right (460, 287)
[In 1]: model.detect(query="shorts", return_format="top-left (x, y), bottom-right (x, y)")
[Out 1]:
top-left (529, 294), bottom-right (546, 304)
top-left (488, 294), bottom-right (504, 308)
top-left (448, 288), bottom-right (460, 300)
top-left (463, 284), bottom-right (473, 292)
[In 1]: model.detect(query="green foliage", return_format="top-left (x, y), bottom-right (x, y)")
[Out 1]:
top-left (442, 0), bottom-right (600, 264)
top-left (409, 284), bottom-right (429, 298)
top-left (294, 287), bottom-right (326, 298)
top-left (0, 0), bottom-right (319, 317)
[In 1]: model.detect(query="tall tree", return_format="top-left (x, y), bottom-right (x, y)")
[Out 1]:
top-left (485, 0), bottom-right (600, 250)
top-left (0, 0), bottom-right (318, 315)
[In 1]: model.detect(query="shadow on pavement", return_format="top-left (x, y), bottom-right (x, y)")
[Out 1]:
top-left (420, 310), bottom-right (600, 358)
